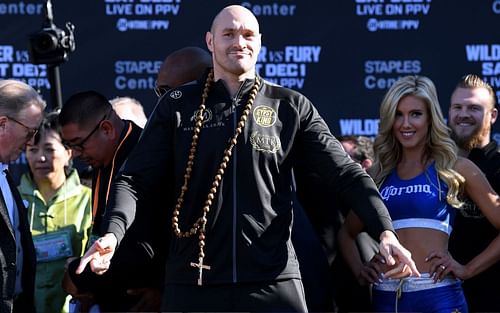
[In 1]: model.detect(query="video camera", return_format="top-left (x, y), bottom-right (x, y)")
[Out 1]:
top-left (28, 0), bottom-right (75, 65)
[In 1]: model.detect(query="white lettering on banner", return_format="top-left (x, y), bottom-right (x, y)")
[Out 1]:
top-left (493, 0), bottom-right (500, 14)
top-left (339, 119), bottom-right (379, 136)
top-left (116, 18), bottom-right (169, 31)
top-left (269, 51), bottom-right (284, 62)
top-left (115, 76), bottom-right (156, 90)
top-left (363, 59), bottom-right (421, 90)
top-left (279, 78), bottom-right (304, 89)
top-left (356, 4), bottom-right (384, 15)
top-left (354, 0), bottom-right (431, 31)
top-left (241, 2), bottom-right (297, 16)
top-left (404, 4), bottom-right (430, 14)
top-left (257, 47), bottom-right (267, 62)
top-left (114, 60), bottom-right (162, 74)
top-left (465, 44), bottom-right (500, 61)
top-left (484, 76), bottom-right (500, 88)
top-left (0, 64), bottom-right (9, 76)
top-left (482, 62), bottom-right (500, 75)
top-left (106, 4), bottom-right (133, 15)
top-left (365, 75), bottom-right (400, 89)
top-left (257, 45), bottom-right (321, 90)
top-left (135, 4), bottom-right (153, 14)
top-left (0, 45), bottom-right (50, 90)
top-left (15, 50), bottom-right (29, 62)
top-left (0, 2), bottom-right (43, 15)
top-left (155, 4), bottom-right (179, 14)
top-left (367, 18), bottom-right (419, 31)
top-left (104, 0), bottom-right (181, 31)
top-left (364, 60), bottom-right (421, 73)
top-left (464, 44), bottom-right (500, 97)
top-left (11, 64), bottom-right (46, 77)
top-left (385, 4), bottom-right (403, 14)
top-left (114, 60), bottom-right (161, 91)
top-left (264, 64), bottom-right (306, 77)
top-left (285, 46), bottom-right (321, 62)
top-left (0, 46), bottom-right (14, 62)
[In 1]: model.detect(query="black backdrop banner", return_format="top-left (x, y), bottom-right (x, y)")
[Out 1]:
top-left (1, 0), bottom-right (499, 141)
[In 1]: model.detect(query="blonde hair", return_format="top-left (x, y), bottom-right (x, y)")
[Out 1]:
top-left (372, 75), bottom-right (464, 208)
top-left (454, 74), bottom-right (498, 110)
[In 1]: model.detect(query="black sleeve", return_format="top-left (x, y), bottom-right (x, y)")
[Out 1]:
top-left (102, 97), bottom-right (176, 245)
top-left (293, 96), bottom-right (393, 241)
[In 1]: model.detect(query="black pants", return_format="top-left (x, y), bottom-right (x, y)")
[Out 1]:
top-left (162, 278), bottom-right (308, 312)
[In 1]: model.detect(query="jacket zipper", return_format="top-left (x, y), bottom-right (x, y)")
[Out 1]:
top-left (231, 82), bottom-right (247, 283)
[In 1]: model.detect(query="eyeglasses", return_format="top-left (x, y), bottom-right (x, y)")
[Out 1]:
top-left (154, 84), bottom-right (171, 98)
top-left (7, 116), bottom-right (39, 140)
top-left (63, 113), bottom-right (108, 150)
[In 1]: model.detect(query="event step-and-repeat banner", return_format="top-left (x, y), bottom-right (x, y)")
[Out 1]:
top-left (1, 0), bottom-right (499, 141)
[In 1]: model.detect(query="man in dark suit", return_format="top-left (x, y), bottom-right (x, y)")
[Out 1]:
top-left (0, 79), bottom-right (45, 313)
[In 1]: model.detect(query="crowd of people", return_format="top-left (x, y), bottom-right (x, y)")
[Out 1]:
top-left (0, 4), bottom-right (499, 313)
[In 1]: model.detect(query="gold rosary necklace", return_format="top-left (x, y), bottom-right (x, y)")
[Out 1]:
top-left (171, 69), bottom-right (261, 285)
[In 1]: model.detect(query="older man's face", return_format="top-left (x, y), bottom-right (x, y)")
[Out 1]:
top-left (0, 104), bottom-right (43, 162)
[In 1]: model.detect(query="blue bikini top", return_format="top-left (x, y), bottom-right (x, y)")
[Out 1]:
top-left (379, 162), bottom-right (456, 235)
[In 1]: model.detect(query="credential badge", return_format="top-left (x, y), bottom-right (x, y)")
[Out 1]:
top-left (170, 90), bottom-right (182, 99)
top-left (253, 105), bottom-right (277, 127)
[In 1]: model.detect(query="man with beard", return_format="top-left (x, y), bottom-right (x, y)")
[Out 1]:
top-left (448, 74), bottom-right (500, 312)
top-left (75, 5), bottom-right (420, 312)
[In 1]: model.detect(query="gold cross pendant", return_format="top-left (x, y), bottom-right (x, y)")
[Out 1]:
top-left (190, 258), bottom-right (211, 286)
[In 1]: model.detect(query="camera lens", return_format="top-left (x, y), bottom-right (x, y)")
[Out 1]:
top-left (33, 31), bottom-right (59, 54)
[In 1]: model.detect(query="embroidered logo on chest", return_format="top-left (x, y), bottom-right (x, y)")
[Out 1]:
top-left (250, 131), bottom-right (281, 153)
top-left (253, 105), bottom-right (277, 127)
top-left (190, 108), bottom-right (213, 124)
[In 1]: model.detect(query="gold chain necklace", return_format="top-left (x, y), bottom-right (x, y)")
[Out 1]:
top-left (171, 69), bottom-right (261, 285)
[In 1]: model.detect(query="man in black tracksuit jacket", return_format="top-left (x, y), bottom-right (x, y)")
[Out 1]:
top-left (79, 5), bottom-right (418, 312)
top-left (448, 74), bottom-right (500, 312)
top-left (59, 91), bottom-right (167, 312)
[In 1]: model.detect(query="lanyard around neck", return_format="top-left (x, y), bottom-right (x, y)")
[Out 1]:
top-left (92, 121), bottom-right (133, 223)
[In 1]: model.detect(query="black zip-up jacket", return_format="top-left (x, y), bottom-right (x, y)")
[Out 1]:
top-left (68, 121), bottom-right (168, 311)
top-left (103, 72), bottom-right (394, 284)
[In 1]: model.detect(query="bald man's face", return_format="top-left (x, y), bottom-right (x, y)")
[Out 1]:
top-left (206, 6), bottom-right (261, 78)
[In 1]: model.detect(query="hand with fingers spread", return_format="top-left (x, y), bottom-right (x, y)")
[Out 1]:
top-left (76, 233), bottom-right (118, 275)
top-left (425, 250), bottom-right (467, 282)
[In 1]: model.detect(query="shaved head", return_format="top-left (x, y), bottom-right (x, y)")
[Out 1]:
top-left (210, 5), bottom-right (260, 34)
top-left (206, 5), bottom-right (261, 85)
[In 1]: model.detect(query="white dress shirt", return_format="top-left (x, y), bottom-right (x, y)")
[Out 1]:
top-left (0, 162), bottom-right (15, 226)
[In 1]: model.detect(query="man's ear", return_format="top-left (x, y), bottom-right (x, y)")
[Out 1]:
top-left (100, 120), bottom-right (116, 140)
top-left (206, 31), bottom-right (214, 53)
top-left (491, 108), bottom-right (498, 125)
